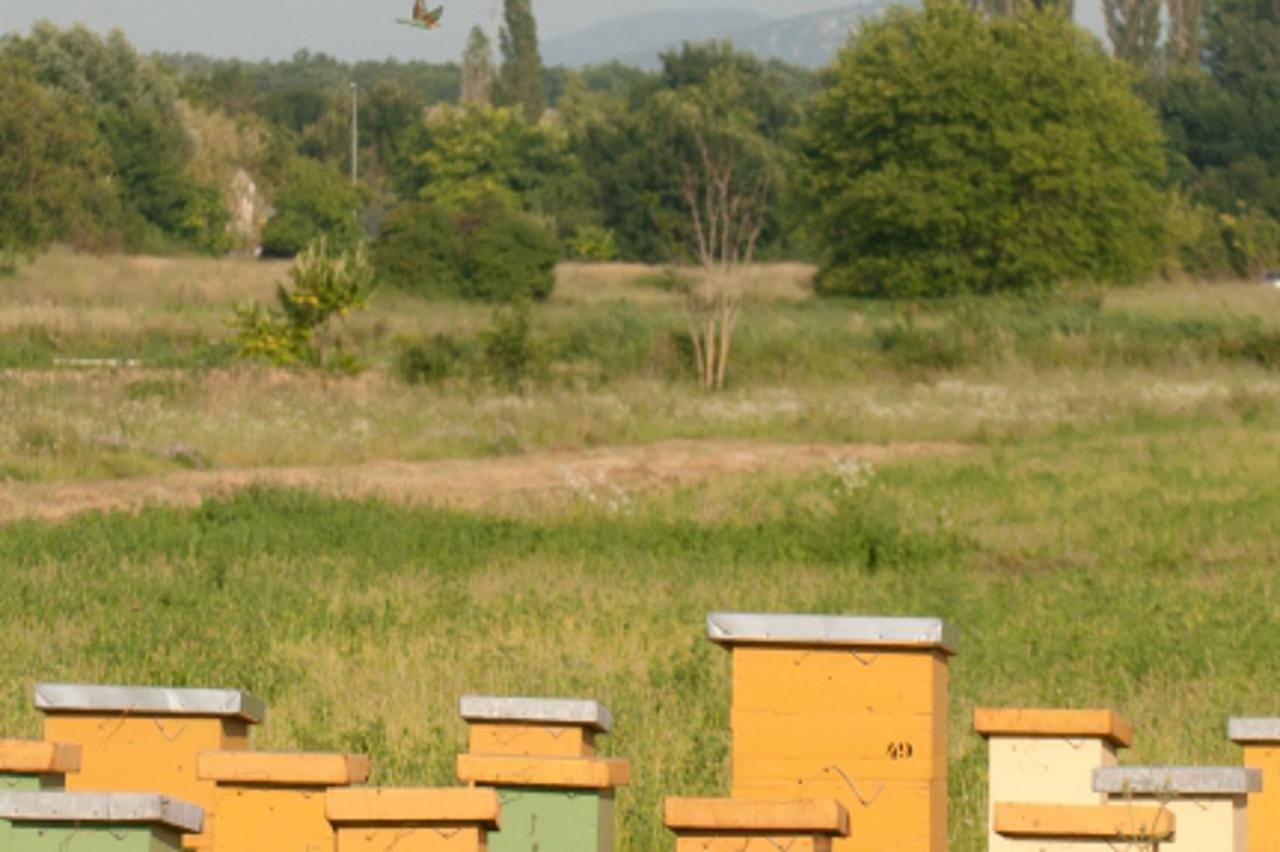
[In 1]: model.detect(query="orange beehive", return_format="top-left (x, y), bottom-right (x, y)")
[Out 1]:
top-left (198, 750), bottom-right (370, 852)
top-left (708, 612), bottom-right (955, 852)
top-left (35, 683), bottom-right (264, 850)
top-left (1229, 718), bottom-right (1280, 852)
top-left (326, 787), bottom-right (501, 852)
top-left (664, 797), bottom-right (850, 852)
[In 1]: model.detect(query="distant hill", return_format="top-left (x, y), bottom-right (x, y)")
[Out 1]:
top-left (541, 8), bottom-right (773, 70)
top-left (542, 3), bottom-right (915, 71)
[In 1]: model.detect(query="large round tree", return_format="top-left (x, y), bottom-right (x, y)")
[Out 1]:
top-left (801, 1), bottom-right (1169, 297)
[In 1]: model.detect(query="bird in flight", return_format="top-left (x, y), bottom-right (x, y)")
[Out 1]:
top-left (397, 0), bottom-right (444, 29)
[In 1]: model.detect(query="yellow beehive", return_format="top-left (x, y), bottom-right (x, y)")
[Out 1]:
top-left (198, 750), bottom-right (369, 852)
top-left (1094, 766), bottom-right (1257, 852)
top-left (1229, 718), bottom-right (1280, 852)
top-left (709, 612), bottom-right (955, 852)
top-left (0, 740), bottom-right (81, 788)
top-left (326, 787), bottom-right (500, 852)
top-left (664, 797), bottom-right (850, 852)
top-left (993, 803), bottom-right (1174, 850)
top-left (35, 683), bottom-right (264, 850)
top-left (975, 708), bottom-right (1133, 852)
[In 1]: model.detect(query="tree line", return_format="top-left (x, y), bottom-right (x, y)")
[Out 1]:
top-left (1, 0), bottom-right (1277, 295)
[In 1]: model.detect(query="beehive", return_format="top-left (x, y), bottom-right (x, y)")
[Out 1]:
top-left (326, 787), bottom-right (500, 852)
top-left (993, 803), bottom-right (1174, 850)
top-left (1094, 766), bottom-right (1258, 852)
top-left (710, 612), bottom-right (955, 852)
top-left (35, 683), bottom-right (264, 850)
top-left (975, 708), bottom-right (1133, 852)
top-left (458, 696), bottom-right (628, 852)
top-left (198, 750), bottom-right (369, 852)
top-left (0, 791), bottom-right (203, 852)
top-left (664, 797), bottom-right (850, 852)
top-left (1229, 718), bottom-right (1280, 852)
top-left (0, 741), bottom-right (81, 850)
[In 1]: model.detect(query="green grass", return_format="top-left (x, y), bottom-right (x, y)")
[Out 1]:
top-left (3, 410), bottom-right (1279, 849)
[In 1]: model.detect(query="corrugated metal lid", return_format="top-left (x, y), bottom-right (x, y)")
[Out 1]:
top-left (34, 683), bottom-right (266, 723)
top-left (0, 792), bottom-right (203, 833)
top-left (1094, 766), bottom-right (1261, 796)
top-left (1228, 718), bottom-right (1280, 744)
top-left (706, 612), bottom-right (956, 654)
top-left (459, 696), bottom-right (612, 732)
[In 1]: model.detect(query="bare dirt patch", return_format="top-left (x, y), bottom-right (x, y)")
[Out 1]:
top-left (0, 439), bottom-right (968, 525)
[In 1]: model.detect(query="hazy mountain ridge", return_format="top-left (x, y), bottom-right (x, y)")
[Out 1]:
top-left (543, 3), bottom-right (914, 71)
top-left (541, 8), bottom-right (774, 69)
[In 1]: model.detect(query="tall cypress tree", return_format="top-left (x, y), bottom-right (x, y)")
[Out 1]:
top-left (461, 26), bottom-right (495, 105)
top-left (1105, 0), bottom-right (1162, 67)
top-left (497, 0), bottom-right (545, 122)
top-left (1166, 0), bottom-right (1203, 72)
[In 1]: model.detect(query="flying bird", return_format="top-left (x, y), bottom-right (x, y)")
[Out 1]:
top-left (397, 0), bottom-right (444, 30)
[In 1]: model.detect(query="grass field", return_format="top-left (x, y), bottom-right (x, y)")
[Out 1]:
top-left (2, 251), bottom-right (1279, 849)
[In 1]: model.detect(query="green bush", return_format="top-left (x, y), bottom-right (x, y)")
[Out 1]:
top-left (371, 203), bottom-right (466, 299)
top-left (480, 299), bottom-right (540, 389)
top-left (261, 158), bottom-right (365, 258)
top-left (373, 198), bottom-right (557, 302)
top-left (396, 334), bottom-right (472, 384)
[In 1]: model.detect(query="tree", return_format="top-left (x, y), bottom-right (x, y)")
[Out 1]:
top-left (566, 43), bottom-right (805, 263)
top-left (0, 54), bottom-right (118, 264)
top-left (497, 0), bottom-right (545, 122)
top-left (260, 157), bottom-right (364, 257)
top-left (461, 26), bottom-right (495, 105)
top-left (402, 103), bottom-right (586, 241)
top-left (801, 1), bottom-right (1169, 297)
top-left (1105, 0), bottom-right (1162, 68)
top-left (5, 24), bottom-right (227, 253)
top-left (1166, 0), bottom-right (1204, 72)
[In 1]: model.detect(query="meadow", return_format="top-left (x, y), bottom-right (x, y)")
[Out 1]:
top-left (1, 251), bottom-right (1280, 849)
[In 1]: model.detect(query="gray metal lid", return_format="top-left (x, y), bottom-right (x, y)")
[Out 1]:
top-left (459, 695), bottom-right (613, 733)
top-left (1229, 718), bottom-right (1280, 744)
top-left (706, 612), bottom-right (956, 654)
top-left (0, 793), bottom-right (204, 833)
top-left (1094, 767), bottom-right (1262, 796)
top-left (34, 683), bottom-right (266, 723)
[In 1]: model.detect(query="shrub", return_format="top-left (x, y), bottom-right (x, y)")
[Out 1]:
top-left (396, 334), bottom-right (471, 385)
top-left (371, 203), bottom-right (466, 299)
top-left (260, 158), bottom-right (364, 258)
top-left (233, 238), bottom-right (374, 371)
top-left (373, 198), bottom-right (557, 302)
top-left (480, 299), bottom-right (540, 388)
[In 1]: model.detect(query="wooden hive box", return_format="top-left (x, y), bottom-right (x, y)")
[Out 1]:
top-left (994, 803), bottom-right (1174, 850)
top-left (1229, 718), bottom-right (1280, 852)
top-left (197, 750), bottom-right (369, 852)
top-left (326, 787), bottom-right (500, 852)
top-left (0, 791), bottom-right (203, 852)
top-left (975, 708), bottom-right (1133, 852)
top-left (664, 797), bottom-right (850, 852)
top-left (709, 612), bottom-right (955, 852)
top-left (1094, 766), bottom-right (1258, 852)
top-left (458, 695), bottom-right (628, 852)
top-left (0, 742), bottom-right (82, 851)
top-left (35, 683), bottom-right (264, 850)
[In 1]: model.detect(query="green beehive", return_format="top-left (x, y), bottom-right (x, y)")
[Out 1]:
top-left (457, 696), bottom-right (630, 852)
top-left (0, 742), bottom-right (81, 850)
top-left (493, 788), bottom-right (614, 852)
top-left (0, 792), bottom-right (202, 852)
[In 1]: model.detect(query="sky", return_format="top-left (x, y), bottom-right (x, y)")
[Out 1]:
top-left (0, 1), bottom-right (1107, 63)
